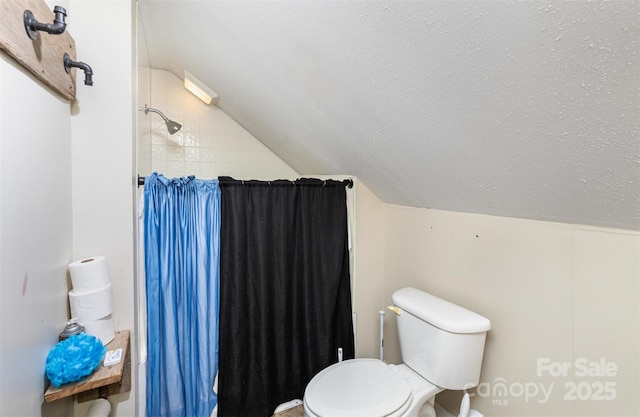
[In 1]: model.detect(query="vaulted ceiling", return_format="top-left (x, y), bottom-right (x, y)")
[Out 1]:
top-left (138, 1), bottom-right (639, 231)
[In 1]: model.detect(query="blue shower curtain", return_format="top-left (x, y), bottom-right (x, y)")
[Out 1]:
top-left (144, 173), bottom-right (221, 417)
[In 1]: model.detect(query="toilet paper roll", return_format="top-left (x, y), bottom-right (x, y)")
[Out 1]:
top-left (68, 256), bottom-right (111, 292)
top-left (69, 283), bottom-right (113, 321)
top-left (84, 316), bottom-right (115, 346)
top-left (86, 399), bottom-right (111, 417)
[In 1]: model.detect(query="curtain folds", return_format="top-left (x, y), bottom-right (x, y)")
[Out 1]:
top-left (144, 173), bottom-right (221, 417)
top-left (218, 177), bottom-right (355, 417)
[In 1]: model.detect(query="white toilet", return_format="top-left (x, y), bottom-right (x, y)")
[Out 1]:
top-left (303, 287), bottom-right (491, 417)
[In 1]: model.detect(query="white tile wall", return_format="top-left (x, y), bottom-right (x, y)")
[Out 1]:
top-left (145, 69), bottom-right (298, 181)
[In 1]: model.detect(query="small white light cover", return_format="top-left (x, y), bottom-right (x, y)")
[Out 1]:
top-left (184, 70), bottom-right (219, 105)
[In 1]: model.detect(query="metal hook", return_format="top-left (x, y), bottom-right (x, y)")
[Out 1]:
top-left (63, 53), bottom-right (93, 86)
top-left (24, 5), bottom-right (67, 40)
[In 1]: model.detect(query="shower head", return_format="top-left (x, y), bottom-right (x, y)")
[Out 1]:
top-left (164, 119), bottom-right (182, 135)
top-left (139, 105), bottom-right (182, 135)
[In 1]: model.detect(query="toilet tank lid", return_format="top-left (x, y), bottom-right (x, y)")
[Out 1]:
top-left (392, 287), bottom-right (491, 333)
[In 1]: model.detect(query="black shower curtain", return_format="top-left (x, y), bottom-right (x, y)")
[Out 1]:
top-left (218, 177), bottom-right (355, 417)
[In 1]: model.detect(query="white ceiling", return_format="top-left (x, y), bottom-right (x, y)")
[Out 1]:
top-left (138, 1), bottom-right (639, 231)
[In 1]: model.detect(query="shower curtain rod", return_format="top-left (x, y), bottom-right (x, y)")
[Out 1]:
top-left (137, 175), bottom-right (353, 188)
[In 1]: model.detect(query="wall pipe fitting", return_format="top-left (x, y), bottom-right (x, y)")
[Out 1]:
top-left (24, 6), bottom-right (67, 39)
top-left (63, 53), bottom-right (94, 86)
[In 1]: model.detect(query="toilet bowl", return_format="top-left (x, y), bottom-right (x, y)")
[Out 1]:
top-left (303, 288), bottom-right (491, 417)
top-left (303, 359), bottom-right (442, 417)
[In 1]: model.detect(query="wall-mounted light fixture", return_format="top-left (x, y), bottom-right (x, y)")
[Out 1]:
top-left (184, 70), bottom-right (219, 105)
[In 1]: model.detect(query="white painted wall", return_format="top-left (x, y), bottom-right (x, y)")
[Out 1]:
top-left (0, 53), bottom-right (74, 417)
top-left (68, 1), bottom-right (135, 416)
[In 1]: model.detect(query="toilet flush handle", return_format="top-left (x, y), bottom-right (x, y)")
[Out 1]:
top-left (387, 306), bottom-right (402, 315)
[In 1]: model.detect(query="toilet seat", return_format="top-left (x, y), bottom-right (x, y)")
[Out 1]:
top-left (304, 359), bottom-right (412, 417)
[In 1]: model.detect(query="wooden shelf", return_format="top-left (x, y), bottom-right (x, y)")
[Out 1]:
top-left (44, 330), bottom-right (130, 403)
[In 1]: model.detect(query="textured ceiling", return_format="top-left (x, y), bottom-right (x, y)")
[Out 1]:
top-left (139, 1), bottom-right (639, 230)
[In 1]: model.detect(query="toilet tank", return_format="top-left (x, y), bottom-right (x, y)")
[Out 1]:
top-left (392, 287), bottom-right (491, 390)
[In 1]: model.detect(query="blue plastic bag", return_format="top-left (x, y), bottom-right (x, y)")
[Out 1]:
top-left (45, 332), bottom-right (106, 387)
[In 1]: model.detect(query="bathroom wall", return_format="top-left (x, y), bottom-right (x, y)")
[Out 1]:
top-left (351, 179), bottom-right (386, 358)
top-left (0, 50), bottom-right (73, 417)
top-left (67, 1), bottom-right (135, 416)
top-left (135, 5), bottom-right (151, 417)
top-left (380, 206), bottom-right (639, 416)
top-left (145, 68), bottom-right (299, 180)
